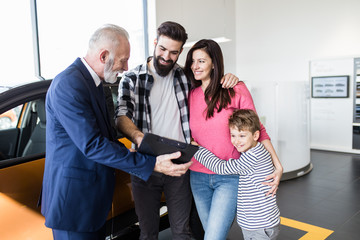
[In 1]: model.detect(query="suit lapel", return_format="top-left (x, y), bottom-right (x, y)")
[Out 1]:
top-left (74, 58), bottom-right (114, 140)
top-left (93, 83), bottom-right (114, 140)
top-left (96, 83), bottom-right (112, 132)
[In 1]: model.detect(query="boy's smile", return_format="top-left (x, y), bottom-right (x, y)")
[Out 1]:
top-left (230, 126), bottom-right (259, 153)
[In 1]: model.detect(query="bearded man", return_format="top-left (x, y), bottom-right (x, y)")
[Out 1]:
top-left (42, 24), bottom-right (192, 240)
top-left (115, 21), bottom-right (239, 240)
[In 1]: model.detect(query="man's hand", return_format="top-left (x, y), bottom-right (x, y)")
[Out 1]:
top-left (134, 132), bottom-right (144, 146)
top-left (191, 140), bottom-right (199, 146)
top-left (154, 152), bottom-right (192, 177)
top-left (116, 116), bottom-right (144, 145)
top-left (220, 73), bottom-right (239, 89)
top-left (262, 168), bottom-right (282, 197)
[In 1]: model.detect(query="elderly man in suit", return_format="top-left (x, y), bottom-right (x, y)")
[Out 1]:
top-left (41, 24), bottom-right (192, 240)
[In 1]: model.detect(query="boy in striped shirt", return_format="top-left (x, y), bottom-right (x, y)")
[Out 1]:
top-left (193, 109), bottom-right (280, 240)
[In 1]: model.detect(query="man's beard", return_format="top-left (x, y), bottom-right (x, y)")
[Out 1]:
top-left (104, 56), bottom-right (118, 84)
top-left (153, 53), bottom-right (177, 77)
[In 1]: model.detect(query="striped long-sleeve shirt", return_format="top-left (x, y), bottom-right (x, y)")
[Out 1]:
top-left (193, 142), bottom-right (280, 230)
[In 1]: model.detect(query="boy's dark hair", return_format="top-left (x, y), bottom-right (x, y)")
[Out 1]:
top-left (157, 21), bottom-right (188, 46)
top-left (228, 109), bottom-right (261, 134)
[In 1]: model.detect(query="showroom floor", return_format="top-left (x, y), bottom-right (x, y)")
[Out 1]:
top-left (159, 149), bottom-right (360, 240)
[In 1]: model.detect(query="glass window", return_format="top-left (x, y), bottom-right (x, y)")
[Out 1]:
top-left (0, 105), bottom-right (22, 130)
top-left (36, 0), bottom-right (146, 80)
top-left (0, 99), bottom-right (45, 160)
top-left (0, 1), bottom-right (37, 88)
top-left (0, 0), bottom-right (146, 90)
top-left (19, 99), bottom-right (46, 157)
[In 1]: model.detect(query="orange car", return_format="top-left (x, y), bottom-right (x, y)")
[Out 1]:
top-left (0, 80), bottom-right (170, 239)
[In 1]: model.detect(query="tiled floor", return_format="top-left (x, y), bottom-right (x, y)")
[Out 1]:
top-left (228, 149), bottom-right (360, 240)
top-left (160, 150), bottom-right (360, 240)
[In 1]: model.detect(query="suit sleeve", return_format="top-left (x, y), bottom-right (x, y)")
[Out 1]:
top-left (50, 75), bottom-right (155, 181)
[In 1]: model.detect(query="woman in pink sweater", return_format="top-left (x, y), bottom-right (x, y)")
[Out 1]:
top-left (184, 39), bottom-right (283, 240)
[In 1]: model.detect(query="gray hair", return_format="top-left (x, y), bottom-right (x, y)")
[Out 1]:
top-left (88, 24), bottom-right (129, 52)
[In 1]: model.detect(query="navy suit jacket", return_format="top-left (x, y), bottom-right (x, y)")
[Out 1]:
top-left (41, 58), bottom-right (156, 232)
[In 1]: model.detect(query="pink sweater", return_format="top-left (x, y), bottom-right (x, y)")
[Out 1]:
top-left (189, 82), bottom-right (270, 174)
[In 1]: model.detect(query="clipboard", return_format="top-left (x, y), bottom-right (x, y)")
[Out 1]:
top-left (138, 133), bottom-right (199, 164)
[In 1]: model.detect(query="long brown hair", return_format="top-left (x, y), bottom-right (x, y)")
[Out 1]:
top-left (184, 39), bottom-right (235, 119)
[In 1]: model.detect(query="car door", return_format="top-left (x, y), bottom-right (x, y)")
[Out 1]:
top-left (0, 80), bottom-right (52, 239)
top-left (0, 80), bottom-right (171, 239)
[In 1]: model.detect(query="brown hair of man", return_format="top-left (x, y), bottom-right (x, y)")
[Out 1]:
top-left (157, 21), bottom-right (188, 47)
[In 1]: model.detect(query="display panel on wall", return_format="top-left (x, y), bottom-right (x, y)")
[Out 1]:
top-left (311, 75), bottom-right (349, 98)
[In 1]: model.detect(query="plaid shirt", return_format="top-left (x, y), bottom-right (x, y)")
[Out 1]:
top-left (116, 57), bottom-right (191, 143)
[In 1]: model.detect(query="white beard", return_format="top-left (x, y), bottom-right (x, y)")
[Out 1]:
top-left (104, 57), bottom-right (118, 84)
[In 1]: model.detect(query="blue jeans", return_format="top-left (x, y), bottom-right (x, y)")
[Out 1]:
top-left (190, 171), bottom-right (238, 240)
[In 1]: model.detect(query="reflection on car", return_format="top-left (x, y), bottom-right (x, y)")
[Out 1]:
top-left (0, 109), bottom-right (17, 130)
top-left (0, 86), bottom-right (11, 94)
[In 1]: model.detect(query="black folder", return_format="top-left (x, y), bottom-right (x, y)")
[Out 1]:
top-left (138, 133), bottom-right (199, 164)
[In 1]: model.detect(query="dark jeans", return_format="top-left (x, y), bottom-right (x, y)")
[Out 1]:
top-left (131, 171), bottom-right (192, 240)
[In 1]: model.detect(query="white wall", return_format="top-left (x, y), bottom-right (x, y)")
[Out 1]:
top-left (152, 0), bottom-right (360, 169)
top-left (234, 0), bottom-right (360, 156)
top-left (310, 58), bottom-right (360, 153)
top-left (152, 0), bottom-right (360, 86)
top-left (249, 81), bottom-right (310, 173)
top-left (150, 0), bottom-right (236, 74)
top-left (235, 0), bottom-right (360, 83)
